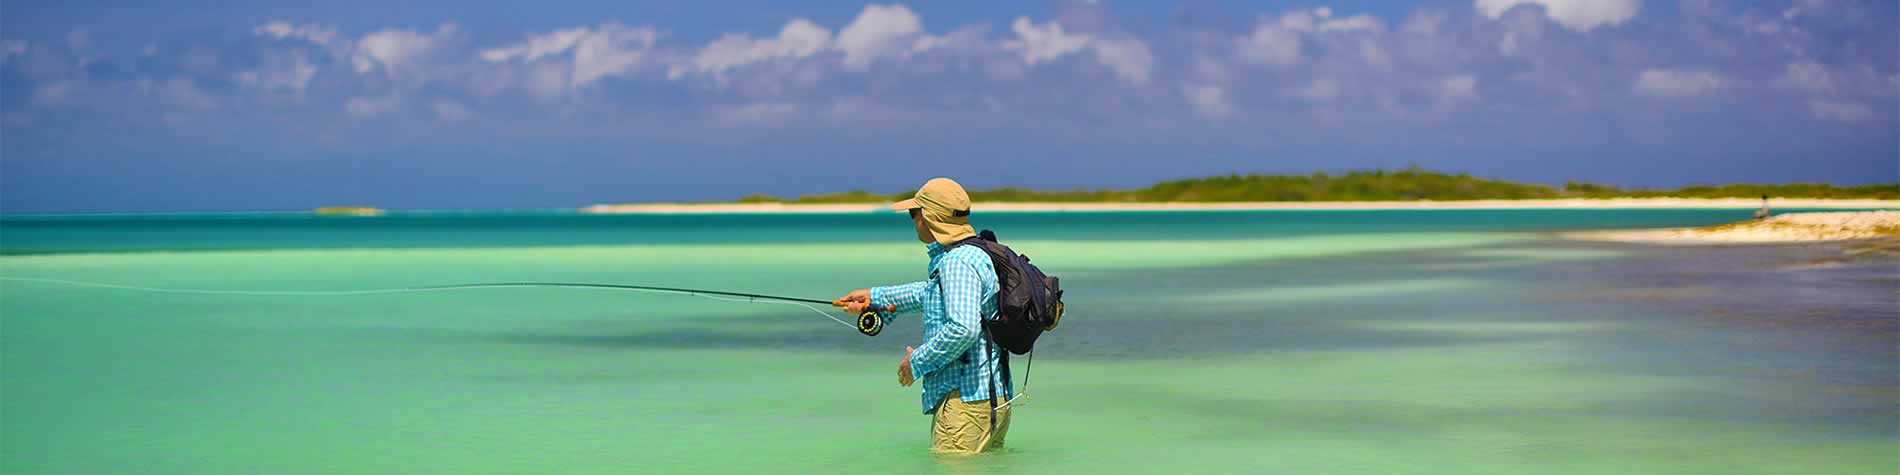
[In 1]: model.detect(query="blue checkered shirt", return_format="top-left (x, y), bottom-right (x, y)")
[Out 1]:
top-left (871, 241), bottom-right (1013, 414)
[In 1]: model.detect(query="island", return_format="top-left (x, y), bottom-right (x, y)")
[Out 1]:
top-left (313, 206), bottom-right (385, 216)
top-left (582, 168), bottom-right (1900, 213)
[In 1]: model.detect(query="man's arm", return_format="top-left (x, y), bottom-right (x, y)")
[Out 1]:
top-left (868, 281), bottom-right (928, 319)
top-left (908, 260), bottom-right (984, 379)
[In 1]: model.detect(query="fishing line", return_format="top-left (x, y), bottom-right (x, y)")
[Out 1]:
top-left (4, 276), bottom-right (1032, 406)
top-left (0, 277), bottom-right (871, 332)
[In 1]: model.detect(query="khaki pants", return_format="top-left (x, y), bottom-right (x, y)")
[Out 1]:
top-left (930, 389), bottom-right (1011, 455)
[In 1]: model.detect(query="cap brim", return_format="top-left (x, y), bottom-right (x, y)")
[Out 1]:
top-left (888, 198), bottom-right (919, 211)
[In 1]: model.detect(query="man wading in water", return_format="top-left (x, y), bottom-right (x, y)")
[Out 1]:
top-left (838, 178), bottom-right (1013, 454)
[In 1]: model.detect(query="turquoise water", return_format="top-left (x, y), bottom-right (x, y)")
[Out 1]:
top-left (2, 210), bottom-right (1895, 474)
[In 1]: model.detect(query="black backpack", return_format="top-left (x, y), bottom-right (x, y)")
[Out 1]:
top-left (953, 230), bottom-right (1064, 355)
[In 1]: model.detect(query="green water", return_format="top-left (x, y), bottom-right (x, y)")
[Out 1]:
top-left (2, 210), bottom-right (1895, 474)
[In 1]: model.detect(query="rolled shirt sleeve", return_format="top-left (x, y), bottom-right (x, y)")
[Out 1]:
top-left (908, 260), bottom-right (985, 379)
top-left (869, 281), bottom-right (928, 319)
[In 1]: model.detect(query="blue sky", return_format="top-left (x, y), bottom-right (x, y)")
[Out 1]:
top-left (2, 0), bottom-right (1895, 213)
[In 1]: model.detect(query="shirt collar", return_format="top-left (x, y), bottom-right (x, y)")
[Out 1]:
top-left (925, 242), bottom-right (946, 256)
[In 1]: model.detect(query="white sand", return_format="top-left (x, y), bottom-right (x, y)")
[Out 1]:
top-left (1564, 211), bottom-right (1900, 244)
top-left (581, 198), bottom-right (1899, 214)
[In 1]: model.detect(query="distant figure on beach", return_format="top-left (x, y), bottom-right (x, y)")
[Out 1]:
top-left (838, 178), bottom-right (1013, 454)
top-left (1754, 194), bottom-right (1770, 220)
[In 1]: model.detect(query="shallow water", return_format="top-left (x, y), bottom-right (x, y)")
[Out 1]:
top-left (2, 210), bottom-right (1895, 474)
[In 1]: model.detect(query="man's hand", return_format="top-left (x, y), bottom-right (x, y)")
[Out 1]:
top-left (838, 289), bottom-right (870, 315)
top-left (898, 346), bottom-right (916, 387)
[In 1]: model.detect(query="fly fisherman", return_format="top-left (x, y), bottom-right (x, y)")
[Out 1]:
top-left (838, 177), bottom-right (1013, 455)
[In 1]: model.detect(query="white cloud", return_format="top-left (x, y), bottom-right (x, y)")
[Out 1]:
top-left (1190, 55), bottom-right (1230, 84)
top-left (480, 27), bottom-right (590, 62)
top-left (1091, 38), bottom-right (1152, 85)
top-left (1633, 69), bottom-right (1722, 97)
top-left (1775, 61), bottom-right (1834, 94)
top-left (483, 24), bottom-right (661, 91)
top-left (433, 99), bottom-right (472, 122)
top-left (1318, 15), bottom-right (1384, 34)
top-left (671, 19), bottom-right (831, 81)
top-left (352, 23), bottom-right (460, 76)
top-left (255, 21), bottom-right (343, 48)
top-left (1181, 83), bottom-right (1232, 119)
top-left (1233, 8), bottom-right (1376, 67)
top-left (149, 77), bottom-right (218, 111)
top-left (571, 25), bottom-right (660, 87)
top-left (344, 95), bottom-right (400, 117)
top-left (1400, 10), bottom-right (1447, 36)
top-left (1359, 39), bottom-right (1392, 71)
top-left (1807, 100), bottom-right (1874, 123)
top-left (835, 4), bottom-right (923, 69)
top-left (1235, 14), bottom-right (1305, 66)
top-left (1438, 74), bottom-right (1478, 104)
top-left (237, 51), bottom-right (318, 93)
top-left (1004, 17), bottom-right (1090, 65)
top-left (1000, 17), bottom-right (1151, 85)
top-left (1474, 0), bottom-right (1641, 32)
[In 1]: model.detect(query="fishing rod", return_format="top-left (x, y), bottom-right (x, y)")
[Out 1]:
top-left (0, 277), bottom-right (896, 336)
top-left (412, 282), bottom-right (896, 336)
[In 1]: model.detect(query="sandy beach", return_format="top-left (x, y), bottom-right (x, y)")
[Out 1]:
top-left (1564, 211), bottom-right (1900, 244)
top-left (581, 198), bottom-right (1900, 214)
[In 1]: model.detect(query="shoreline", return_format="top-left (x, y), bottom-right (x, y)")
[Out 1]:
top-left (1562, 211), bottom-right (1900, 244)
top-left (580, 198), bottom-right (1900, 214)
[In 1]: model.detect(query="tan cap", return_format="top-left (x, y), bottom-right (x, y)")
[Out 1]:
top-left (889, 177), bottom-right (975, 245)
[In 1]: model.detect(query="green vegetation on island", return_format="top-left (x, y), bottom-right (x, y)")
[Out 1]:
top-left (733, 168), bottom-right (1900, 203)
top-left (313, 206), bottom-right (385, 216)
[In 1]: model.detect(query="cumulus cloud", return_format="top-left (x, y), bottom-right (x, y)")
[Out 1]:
top-left (1634, 69), bottom-right (1723, 97)
top-left (1318, 15), bottom-right (1384, 34)
top-left (1807, 99), bottom-right (1874, 123)
top-left (481, 23), bottom-right (665, 95)
top-left (1234, 7), bottom-right (1386, 69)
top-left (1438, 74), bottom-right (1478, 104)
top-left (670, 19), bottom-right (830, 81)
top-left (237, 51), bottom-right (318, 94)
top-left (1234, 12), bottom-right (1308, 66)
top-left (480, 28), bottom-right (590, 63)
top-left (433, 99), bottom-right (472, 122)
top-left (254, 21), bottom-right (345, 50)
top-left (352, 23), bottom-right (462, 77)
top-left (1000, 17), bottom-right (1152, 85)
top-left (1004, 17), bottom-right (1091, 65)
top-left (1775, 60), bottom-right (1835, 94)
top-left (1475, 0), bottom-right (1641, 32)
top-left (571, 24), bottom-right (661, 87)
top-left (835, 4), bottom-right (924, 69)
top-left (1181, 83), bottom-right (1232, 119)
top-left (1091, 38), bottom-right (1152, 85)
top-left (5, 1), bottom-right (1896, 147)
top-left (149, 77), bottom-right (219, 111)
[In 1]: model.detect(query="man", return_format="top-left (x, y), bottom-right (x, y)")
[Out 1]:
top-left (837, 177), bottom-right (1013, 455)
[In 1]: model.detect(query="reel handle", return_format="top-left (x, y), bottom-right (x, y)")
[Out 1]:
top-left (832, 300), bottom-right (893, 336)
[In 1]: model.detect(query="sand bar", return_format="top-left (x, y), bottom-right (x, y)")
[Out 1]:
top-left (1563, 211), bottom-right (1900, 244)
top-left (581, 198), bottom-right (1899, 214)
